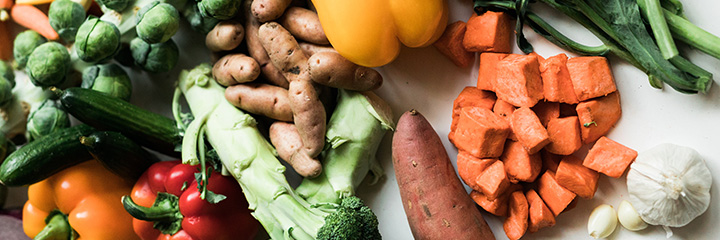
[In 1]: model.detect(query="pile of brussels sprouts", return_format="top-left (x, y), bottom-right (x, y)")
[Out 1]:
top-left (1, 0), bottom-right (242, 143)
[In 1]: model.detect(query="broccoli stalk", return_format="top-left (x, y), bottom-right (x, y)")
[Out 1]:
top-left (176, 64), bottom-right (381, 240)
top-left (296, 89), bottom-right (394, 204)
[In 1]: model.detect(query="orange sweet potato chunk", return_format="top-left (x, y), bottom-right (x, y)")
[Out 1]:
top-left (576, 91), bottom-right (622, 144)
top-left (503, 191), bottom-right (529, 240)
top-left (434, 21), bottom-right (475, 68)
top-left (511, 107), bottom-right (550, 154)
top-left (555, 155), bottom-right (600, 199)
top-left (463, 11), bottom-right (514, 53)
top-left (493, 54), bottom-right (544, 108)
top-left (493, 99), bottom-right (517, 141)
top-left (471, 184), bottom-right (522, 217)
top-left (537, 171), bottom-right (576, 216)
top-left (477, 160), bottom-right (511, 200)
top-left (449, 87), bottom-right (497, 143)
top-left (453, 107), bottom-right (511, 158)
top-left (457, 151), bottom-right (496, 191)
top-left (541, 149), bottom-right (561, 173)
top-left (545, 116), bottom-right (582, 155)
top-left (566, 56), bottom-right (617, 101)
top-left (502, 141), bottom-right (542, 183)
top-left (540, 53), bottom-right (579, 104)
top-left (477, 52), bottom-right (509, 91)
top-left (532, 101), bottom-right (560, 128)
top-left (526, 189), bottom-right (556, 233)
top-left (583, 136), bottom-right (638, 178)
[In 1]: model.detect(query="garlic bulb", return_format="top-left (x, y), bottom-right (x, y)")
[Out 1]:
top-left (626, 143), bottom-right (712, 236)
top-left (618, 200), bottom-right (647, 231)
top-left (588, 204), bottom-right (617, 239)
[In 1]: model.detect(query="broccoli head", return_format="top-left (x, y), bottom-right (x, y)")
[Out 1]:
top-left (317, 196), bottom-right (381, 240)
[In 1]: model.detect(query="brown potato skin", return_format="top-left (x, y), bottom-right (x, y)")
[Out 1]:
top-left (244, 1), bottom-right (289, 88)
top-left (212, 54), bottom-right (261, 86)
top-left (225, 83), bottom-right (293, 122)
top-left (206, 20), bottom-right (245, 52)
top-left (299, 42), bottom-right (335, 56)
top-left (279, 7), bottom-right (329, 45)
top-left (258, 22), bottom-right (308, 83)
top-left (269, 121), bottom-right (322, 178)
top-left (392, 110), bottom-right (496, 240)
top-left (252, 0), bottom-right (293, 22)
top-left (308, 52), bottom-right (383, 91)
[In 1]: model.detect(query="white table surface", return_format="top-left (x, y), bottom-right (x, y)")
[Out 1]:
top-left (5, 0), bottom-right (720, 239)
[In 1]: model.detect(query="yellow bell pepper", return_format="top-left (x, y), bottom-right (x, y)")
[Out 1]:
top-left (312, 0), bottom-right (449, 67)
top-left (23, 160), bottom-right (139, 240)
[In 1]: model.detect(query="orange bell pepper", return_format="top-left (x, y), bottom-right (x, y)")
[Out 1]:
top-left (23, 160), bottom-right (139, 240)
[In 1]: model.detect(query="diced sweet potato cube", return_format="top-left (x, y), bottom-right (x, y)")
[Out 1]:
top-left (555, 155), bottom-right (600, 199)
top-left (511, 107), bottom-right (550, 154)
top-left (502, 141), bottom-right (542, 183)
top-left (449, 87), bottom-right (497, 143)
top-left (526, 189), bottom-right (556, 233)
top-left (477, 160), bottom-right (511, 200)
top-left (457, 151), bottom-right (496, 191)
top-left (434, 21), bottom-right (475, 68)
top-left (566, 56), bottom-right (617, 101)
top-left (532, 101), bottom-right (560, 128)
top-left (583, 136), bottom-right (638, 178)
top-left (541, 149), bottom-right (561, 173)
top-left (503, 191), bottom-right (529, 240)
top-left (538, 171), bottom-right (576, 216)
top-left (493, 54), bottom-right (544, 108)
top-left (528, 51), bottom-right (545, 62)
top-left (471, 184), bottom-right (522, 217)
top-left (576, 92), bottom-right (621, 143)
top-left (453, 107), bottom-right (511, 158)
top-left (477, 52), bottom-right (509, 91)
top-left (540, 53), bottom-right (579, 104)
top-left (493, 99), bottom-right (517, 140)
top-left (463, 11), bottom-right (514, 53)
top-left (545, 116), bottom-right (582, 155)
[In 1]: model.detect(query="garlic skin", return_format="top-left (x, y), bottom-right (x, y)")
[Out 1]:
top-left (618, 200), bottom-right (648, 231)
top-left (588, 204), bottom-right (618, 239)
top-left (626, 143), bottom-right (712, 229)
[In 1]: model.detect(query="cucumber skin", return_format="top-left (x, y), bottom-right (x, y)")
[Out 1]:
top-left (83, 131), bottom-right (159, 181)
top-left (0, 124), bottom-right (95, 186)
top-left (59, 87), bottom-right (181, 157)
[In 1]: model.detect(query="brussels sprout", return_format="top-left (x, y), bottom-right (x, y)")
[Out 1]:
top-left (25, 99), bottom-right (71, 142)
top-left (136, 1), bottom-right (180, 44)
top-left (130, 38), bottom-right (179, 73)
top-left (96, 0), bottom-right (130, 12)
top-left (48, 0), bottom-right (86, 43)
top-left (0, 61), bottom-right (13, 88)
top-left (0, 79), bottom-right (13, 108)
top-left (75, 17), bottom-right (122, 63)
top-left (12, 30), bottom-right (47, 69)
top-left (82, 63), bottom-right (133, 101)
top-left (198, 0), bottom-right (239, 20)
top-left (26, 42), bottom-right (71, 88)
top-left (183, 2), bottom-right (220, 34)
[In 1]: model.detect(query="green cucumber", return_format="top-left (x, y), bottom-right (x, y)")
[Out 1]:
top-left (80, 131), bottom-right (159, 181)
top-left (0, 124), bottom-right (94, 186)
top-left (55, 87), bottom-right (181, 156)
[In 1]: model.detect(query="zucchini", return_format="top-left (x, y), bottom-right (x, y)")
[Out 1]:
top-left (56, 87), bottom-right (181, 156)
top-left (0, 124), bottom-right (94, 186)
top-left (80, 131), bottom-right (159, 181)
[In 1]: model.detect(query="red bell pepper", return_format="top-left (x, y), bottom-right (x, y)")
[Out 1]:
top-left (122, 160), bottom-right (259, 240)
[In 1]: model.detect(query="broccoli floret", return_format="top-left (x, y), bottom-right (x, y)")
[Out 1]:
top-left (317, 197), bottom-right (381, 240)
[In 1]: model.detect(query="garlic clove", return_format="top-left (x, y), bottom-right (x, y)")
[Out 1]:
top-left (588, 204), bottom-right (618, 239)
top-left (618, 200), bottom-right (648, 231)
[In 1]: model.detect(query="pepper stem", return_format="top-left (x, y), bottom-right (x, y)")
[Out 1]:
top-left (122, 193), bottom-right (183, 235)
top-left (33, 210), bottom-right (77, 240)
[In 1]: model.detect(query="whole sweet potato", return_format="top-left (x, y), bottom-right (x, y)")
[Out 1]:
top-left (393, 110), bottom-right (496, 240)
top-left (244, 0), bottom-right (289, 88)
top-left (225, 83), bottom-right (293, 121)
